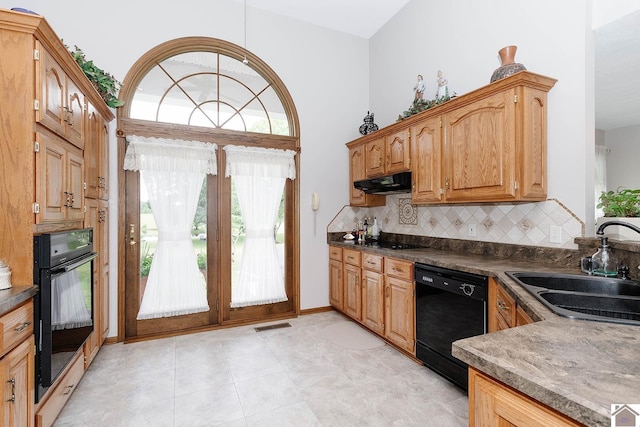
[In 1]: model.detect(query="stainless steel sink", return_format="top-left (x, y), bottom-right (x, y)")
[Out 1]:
top-left (506, 272), bottom-right (640, 326)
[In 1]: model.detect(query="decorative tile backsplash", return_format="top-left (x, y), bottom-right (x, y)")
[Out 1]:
top-left (327, 196), bottom-right (584, 249)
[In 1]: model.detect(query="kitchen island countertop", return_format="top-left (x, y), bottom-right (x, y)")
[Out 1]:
top-left (452, 318), bottom-right (639, 427)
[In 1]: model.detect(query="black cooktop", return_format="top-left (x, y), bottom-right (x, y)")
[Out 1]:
top-left (364, 241), bottom-right (422, 250)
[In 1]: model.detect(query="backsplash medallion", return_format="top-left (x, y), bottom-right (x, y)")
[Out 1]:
top-left (399, 198), bottom-right (418, 225)
top-left (328, 196), bottom-right (584, 249)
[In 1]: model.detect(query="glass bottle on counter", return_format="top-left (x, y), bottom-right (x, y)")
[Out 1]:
top-left (371, 217), bottom-right (380, 239)
top-left (591, 236), bottom-right (618, 277)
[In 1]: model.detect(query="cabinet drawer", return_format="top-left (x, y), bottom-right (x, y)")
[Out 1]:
top-left (343, 249), bottom-right (361, 267)
top-left (495, 284), bottom-right (516, 328)
top-left (0, 300), bottom-right (34, 357)
top-left (36, 350), bottom-right (84, 427)
top-left (329, 246), bottom-right (343, 261)
top-left (385, 258), bottom-right (413, 281)
top-left (362, 253), bottom-right (383, 272)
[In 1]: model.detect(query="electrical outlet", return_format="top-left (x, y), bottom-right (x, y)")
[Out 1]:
top-left (550, 225), bottom-right (562, 244)
top-left (468, 223), bottom-right (477, 237)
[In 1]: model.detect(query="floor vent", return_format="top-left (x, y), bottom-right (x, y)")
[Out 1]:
top-left (254, 322), bottom-right (292, 332)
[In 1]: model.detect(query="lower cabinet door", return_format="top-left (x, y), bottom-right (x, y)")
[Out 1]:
top-left (1, 335), bottom-right (35, 427)
top-left (385, 276), bottom-right (415, 354)
top-left (361, 270), bottom-right (384, 335)
top-left (329, 259), bottom-right (344, 310)
top-left (343, 264), bottom-right (362, 321)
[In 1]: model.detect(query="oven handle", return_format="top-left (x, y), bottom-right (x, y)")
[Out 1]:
top-left (50, 252), bottom-right (98, 275)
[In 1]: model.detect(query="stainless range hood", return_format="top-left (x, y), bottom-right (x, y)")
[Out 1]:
top-left (353, 171), bottom-right (412, 194)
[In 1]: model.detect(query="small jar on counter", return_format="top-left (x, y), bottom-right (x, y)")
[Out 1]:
top-left (0, 260), bottom-right (11, 290)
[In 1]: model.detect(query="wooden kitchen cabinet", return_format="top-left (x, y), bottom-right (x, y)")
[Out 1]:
top-left (384, 257), bottom-right (415, 354)
top-left (0, 8), bottom-right (114, 283)
top-left (488, 278), bottom-right (534, 332)
top-left (343, 249), bottom-right (362, 321)
top-left (364, 137), bottom-right (386, 178)
top-left (1, 336), bottom-right (35, 427)
top-left (469, 368), bottom-right (582, 427)
top-left (349, 144), bottom-right (385, 207)
top-left (0, 9), bottom-right (114, 426)
top-left (84, 198), bottom-right (109, 368)
top-left (84, 102), bottom-right (110, 201)
top-left (427, 75), bottom-right (553, 204)
top-left (328, 247), bottom-right (416, 355)
top-left (35, 129), bottom-right (85, 224)
top-left (329, 246), bottom-right (344, 311)
top-left (37, 45), bottom-right (85, 150)
top-left (385, 129), bottom-right (411, 174)
top-left (347, 71), bottom-right (556, 206)
top-left (516, 304), bottom-right (534, 326)
top-left (410, 115), bottom-right (443, 204)
top-left (361, 253), bottom-right (385, 335)
top-left (0, 301), bottom-right (35, 427)
top-left (443, 89), bottom-right (518, 202)
top-left (364, 130), bottom-right (410, 178)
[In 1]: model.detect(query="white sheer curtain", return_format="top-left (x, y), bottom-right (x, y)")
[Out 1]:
top-left (52, 270), bottom-right (92, 330)
top-left (224, 145), bottom-right (296, 308)
top-left (595, 145), bottom-right (608, 218)
top-left (124, 135), bottom-right (217, 320)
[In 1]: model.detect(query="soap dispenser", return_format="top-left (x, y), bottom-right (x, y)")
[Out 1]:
top-left (591, 236), bottom-right (618, 277)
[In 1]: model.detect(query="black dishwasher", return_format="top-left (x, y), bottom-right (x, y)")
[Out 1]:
top-left (414, 263), bottom-right (487, 391)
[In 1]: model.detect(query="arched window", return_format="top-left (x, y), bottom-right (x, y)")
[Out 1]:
top-left (118, 37), bottom-right (299, 138)
top-left (130, 51), bottom-right (290, 135)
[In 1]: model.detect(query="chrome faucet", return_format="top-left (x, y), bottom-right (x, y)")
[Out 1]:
top-left (596, 220), bottom-right (640, 237)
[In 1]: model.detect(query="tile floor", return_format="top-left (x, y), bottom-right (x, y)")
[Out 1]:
top-left (53, 311), bottom-right (468, 426)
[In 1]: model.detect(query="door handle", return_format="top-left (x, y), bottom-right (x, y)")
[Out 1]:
top-left (129, 223), bottom-right (137, 246)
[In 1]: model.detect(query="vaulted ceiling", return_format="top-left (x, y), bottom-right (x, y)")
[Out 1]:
top-left (244, 0), bottom-right (410, 39)
top-left (247, 1), bottom-right (638, 131)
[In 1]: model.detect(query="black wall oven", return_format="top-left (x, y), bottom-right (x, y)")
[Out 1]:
top-left (34, 228), bottom-right (96, 402)
top-left (414, 262), bottom-right (487, 391)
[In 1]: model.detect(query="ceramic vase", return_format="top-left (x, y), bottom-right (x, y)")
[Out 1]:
top-left (490, 45), bottom-right (527, 83)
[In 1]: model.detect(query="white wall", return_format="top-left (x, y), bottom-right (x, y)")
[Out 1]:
top-left (604, 125), bottom-right (640, 190)
top-left (370, 0), bottom-right (592, 226)
top-left (1, 0), bottom-right (369, 333)
top-left (593, 0), bottom-right (640, 28)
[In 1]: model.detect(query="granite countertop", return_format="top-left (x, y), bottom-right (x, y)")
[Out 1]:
top-left (329, 239), bottom-right (640, 427)
top-left (0, 285), bottom-right (38, 316)
top-left (452, 318), bottom-right (639, 427)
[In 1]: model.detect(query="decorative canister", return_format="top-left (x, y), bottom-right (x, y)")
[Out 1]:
top-left (0, 260), bottom-right (11, 290)
top-left (490, 45), bottom-right (527, 82)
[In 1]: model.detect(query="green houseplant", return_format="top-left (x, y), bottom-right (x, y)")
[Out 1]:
top-left (596, 188), bottom-right (640, 241)
top-left (67, 45), bottom-right (124, 108)
top-left (597, 188), bottom-right (640, 217)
